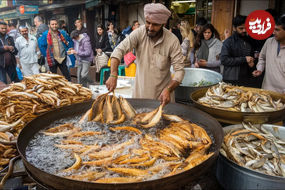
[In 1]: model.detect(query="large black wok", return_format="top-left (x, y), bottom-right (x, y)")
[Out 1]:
top-left (17, 99), bottom-right (223, 190)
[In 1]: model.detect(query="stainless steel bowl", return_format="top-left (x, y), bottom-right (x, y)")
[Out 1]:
top-left (180, 68), bottom-right (223, 87)
top-left (175, 68), bottom-right (222, 102)
top-left (216, 124), bottom-right (285, 190)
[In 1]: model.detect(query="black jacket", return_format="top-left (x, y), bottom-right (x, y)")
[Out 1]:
top-left (94, 32), bottom-right (112, 53)
top-left (0, 34), bottom-right (18, 68)
top-left (220, 32), bottom-right (253, 83)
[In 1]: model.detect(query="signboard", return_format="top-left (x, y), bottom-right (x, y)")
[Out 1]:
top-left (17, 5), bottom-right (39, 15)
top-left (0, 11), bottom-right (17, 19)
top-left (0, 0), bottom-right (8, 8)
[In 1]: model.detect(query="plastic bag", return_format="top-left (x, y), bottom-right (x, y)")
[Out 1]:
top-left (16, 66), bottom-right (23, 81)
top-left (66, 55), bottom-right (76, 68)
top-left (95, 52), bottom-right (109, 73)
top-left (39, 65), bottom-right (47, 73)
top-left (124, 52), bottom-right (136, 67)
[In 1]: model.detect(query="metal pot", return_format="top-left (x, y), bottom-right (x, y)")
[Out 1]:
top-left (17, 99), bottom-right (223, 190)
top-left (216, 124), bottom-right (285, 190)
top-left (190, 87), bottom-right (285, 124)
top-left (175, 68), bottom-right (222, 102)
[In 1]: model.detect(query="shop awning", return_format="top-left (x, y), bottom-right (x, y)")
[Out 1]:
top-left (85, 0), bottom-right (101, 9)
top-left (0, 8), bottom-right (38, 20)
top-left (0, 10), bottom-right (17, 19)
top-left (39, 1), bottom-right (85, 11)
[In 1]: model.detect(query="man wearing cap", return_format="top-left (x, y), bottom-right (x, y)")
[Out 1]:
top-left (106, 3), bottom-right (185, 105)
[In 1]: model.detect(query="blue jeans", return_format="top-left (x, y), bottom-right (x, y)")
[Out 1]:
top-left (77, 60), bottom-right (93, 87)
top-left (0, 64), bottom-right (19, 84)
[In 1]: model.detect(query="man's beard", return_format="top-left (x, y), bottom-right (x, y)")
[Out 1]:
top-left (51, 28), bottom-right (58, 32)
top-left (146, 26), bottom-right (163, 38)
top-left (237, 32), bottom-right (247, 38)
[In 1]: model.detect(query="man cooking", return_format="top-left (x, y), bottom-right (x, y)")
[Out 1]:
top-left (106, 3), bottom-right (185, 106)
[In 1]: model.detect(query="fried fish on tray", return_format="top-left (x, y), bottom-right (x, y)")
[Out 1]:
top-left (221, 122), bottom-right (285, 177)
top-left (198, 82), bottom-right (285, 112)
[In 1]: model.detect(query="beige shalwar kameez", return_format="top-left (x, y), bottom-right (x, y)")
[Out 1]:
top-left (256, 37), bottom-right (285, 93)
top-left (111, 26), bottom-right (185, 101)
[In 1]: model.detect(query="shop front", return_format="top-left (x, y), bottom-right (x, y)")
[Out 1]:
top-left (170, 0), bottom-right (212, 28)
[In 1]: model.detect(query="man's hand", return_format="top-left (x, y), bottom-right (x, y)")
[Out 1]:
top-left (252, 70), bottom-right (262, 77)
top-left (224, 29), bottom-right (230, 40)
top-left (3, 46), bottom-right (10, 51)
top-left (8, 46), bottom-right (14, 51)
top-left (198, 59), bottom-right (207, 67)
top-left (106, 76), bottom-right (117, 92)
top-left (106, 57), bottom-right (120, 92)
top-left (17, 63), bottom-right (22, 69)
top-left (70, 49), bottom-right (77, 54)
top-left (16, 58), bottom-right (20, 66)
top-left (159, 88), bottom-right (171, 106)
top-left (194, 62), bottom-right (199, 68)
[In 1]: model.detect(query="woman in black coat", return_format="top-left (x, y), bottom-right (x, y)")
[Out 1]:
top-left (94, 24), bottom-right (112, 55)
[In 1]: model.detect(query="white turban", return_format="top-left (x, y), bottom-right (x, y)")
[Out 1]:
top-left (144, 3), bottom-right (171, 24)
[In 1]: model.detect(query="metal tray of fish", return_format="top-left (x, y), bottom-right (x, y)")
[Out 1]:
top-left (216, 123), bottom-right (285, 190)
top-left (190, 87), bottom-right (285, 124)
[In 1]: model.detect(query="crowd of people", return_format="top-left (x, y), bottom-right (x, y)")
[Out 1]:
top-left (0, 15), bottom-right (139, 87)
top-left (0, 3), bottom-right (284, 102)
top-left (169, 10), bottom-right (285, 96)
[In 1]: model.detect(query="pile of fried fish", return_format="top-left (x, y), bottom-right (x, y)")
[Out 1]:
top-left (221, 122), bottom-right (285, 177)
top-left (0, 73), bottom-right (92, 142)
top-left (0, 73), bottom-right (92, 170)
top-left (0, 143), bottom-right (17, 171)
top-left (80, 93), bottom-right (164, 128)
top-left (198, 82), bottom-right (285, 112)
top-left (41, 94), bottom-right (214, 183)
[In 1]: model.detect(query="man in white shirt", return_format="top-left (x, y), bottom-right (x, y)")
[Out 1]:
top-left (252, 15), bottom-right (285, 94)
top-left (15, 26), bottom-right (39, 76)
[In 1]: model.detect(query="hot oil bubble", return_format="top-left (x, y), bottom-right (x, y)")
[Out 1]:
top-left (25, 108), bottom-right (198, 181)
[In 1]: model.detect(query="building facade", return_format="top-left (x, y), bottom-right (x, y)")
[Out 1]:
top-left (0, 0), bottom-right (283, 41)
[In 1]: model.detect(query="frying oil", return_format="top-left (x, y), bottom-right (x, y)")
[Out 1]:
top-left (26, 110), bottom-right (214, 181)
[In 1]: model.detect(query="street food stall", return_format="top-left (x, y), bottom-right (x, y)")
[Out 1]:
top-left (1, 72), bottom-right (285, 189)
top-left (0, 73), bottom-right (225, 189)
top-left (170, 0), bottom-right (212, 27)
